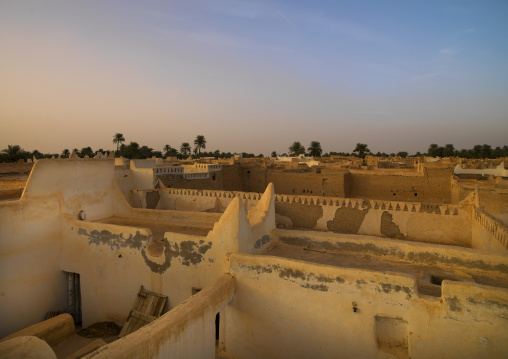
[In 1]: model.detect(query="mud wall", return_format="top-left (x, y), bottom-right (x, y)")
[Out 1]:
top-left (274, 196), bottom-right (472, 247)
top-left (0, 197), bottom-right (66, 338)
top-left (23, 159), bottom-right (117, 221)
top-left (221, 164), bottom-right (242, 191)
top-left (224, 254), bottom-right (508, 359)
top-left (60, 216), bottom-right (156, 327)
top-left (471, 208), bottom-right (508, 252)
top-left (157, 171), bottom-right (223, 191)
top-left (238, 165), bottom-right (266, 193)
top-left (125, 189), bottom-right (472, 247)
top-left (86, 275), bottom-right (234, 359)
top-left (347, 167), bottom-right (453, 203)
top-left (0, 162), bottom-right (33, 174)
top-left (267, 171), bottom-right (346, 197)
top-left (272, 229), bottom-right (508, 275)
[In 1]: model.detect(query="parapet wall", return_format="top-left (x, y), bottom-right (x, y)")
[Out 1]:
top-left (0, 162), bottom-right (33, 174)
top-left (472, 208), bottom-right (508, 251)
top-left (83, 275), bottom-right (234, 359)
top-left (346, 167), bottom-right (453, 203)
top-left (224, 253), bottom-right (508, 359)
top-left (127, 188), bottom-right (472, 248)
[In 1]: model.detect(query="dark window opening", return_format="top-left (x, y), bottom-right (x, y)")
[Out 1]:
top-left (414, 193), bottom-right (418, 197)
top-left (215, 313), bottom-right (220, 341)
top-left (393, 193), bottom-right (396, 196)
top-left (431, 275), bottom-right (458, 286)
top-left (212, 174), bottom-right (216, 181)
top-left (192, 287), bottom-right (201, 295)
top-left (247, 170), bottom-right (250, 175)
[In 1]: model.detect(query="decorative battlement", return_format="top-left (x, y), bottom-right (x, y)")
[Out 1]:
top-left (160, 188), bottom-right (463, 216)
top-left (165, 188), bottom-right (262, 200)
top-left (473, 208), bottom-right (508, 250)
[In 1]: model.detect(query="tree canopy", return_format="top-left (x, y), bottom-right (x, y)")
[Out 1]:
top-left (307, 141), bottom-right (323, 157)
top-left (288, 141), bottom-right (305, 156)
top-left (352, 143), bottom-right (371, 158)
top-left (112, 133), bottom-right (125, 151)
top-left (194, 135), bottom-right (206, 156)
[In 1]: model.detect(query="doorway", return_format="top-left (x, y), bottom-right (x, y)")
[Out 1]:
top-left (64, 271), bottom-right (82, 324)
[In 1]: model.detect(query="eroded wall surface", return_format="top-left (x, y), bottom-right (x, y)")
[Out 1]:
top-left (126, 189), bottom-right (474, 248)
top-left (224, 254), bottom-right (508, 359)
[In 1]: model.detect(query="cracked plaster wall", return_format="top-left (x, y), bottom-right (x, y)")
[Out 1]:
top-left (224, 254), bottom-right (508, 359)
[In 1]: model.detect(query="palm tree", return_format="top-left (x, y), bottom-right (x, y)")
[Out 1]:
top-left (352, 143), bottom-right (371, 159)
top-left (180, 142), bottom-right (191, 157)
top-left (288, 141), bottom-right (305, 156)
top-left (194, 135), bottom-right (206, 156)
top-left (61, 149), bottom-right (70, 158)
top-left (113, 133), bottom-right (125, 151)
top-left (163, 145), bottom-right (172, 157)
top-left (1, 145), bottom-right (23, 162)
top-left (307, 141), bottom-right (323, 157)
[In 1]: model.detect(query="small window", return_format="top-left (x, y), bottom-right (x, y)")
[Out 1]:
top-left (414, 193), bottom-right (418, 197)
top-left (247, 170), bottom-right (250, 175)
top-left (192, 288), bottom-right (202, 295)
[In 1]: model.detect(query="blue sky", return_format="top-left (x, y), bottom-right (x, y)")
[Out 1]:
top-left (1, 0), bottom-right (507, 155)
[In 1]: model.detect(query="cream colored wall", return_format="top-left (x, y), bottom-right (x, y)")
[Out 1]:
top-left (273, 229), bottom-right (508, 275)
top-left (224, 254), bottom-right (508, 359)
top-left (114, 168), bottom-right (134, 191)
top-left (136, 188), bottom-right (472, 247)
top-left (471, 209), bottom-right (508, 252)
top-left (85, 275), bottom-right (234, 359)
top-left (23, 159), bottom-right (116, 221)
top-left (0, 158), bottom-right (141, 336)
top-left (155, 186), bottom-right (275, 307)
top-left (130, 168), bottom-right (155, 190)
top-left (59, 215), bottom-right (155, 327)
top-left (0, 196), bottom-right (66, 338)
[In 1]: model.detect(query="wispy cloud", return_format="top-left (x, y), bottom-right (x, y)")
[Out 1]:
top-left (411, 70), bottom-right (448, 81)
top-left (439, 48), bottom-right (458, 55)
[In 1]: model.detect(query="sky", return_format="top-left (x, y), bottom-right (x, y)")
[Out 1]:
top-left (1, 0), bottom-right (507, 155)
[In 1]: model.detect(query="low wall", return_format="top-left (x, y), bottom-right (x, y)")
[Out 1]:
top-left (0, 188), bottom-right (24, 201)
top-left (472, 208), bottom-right (508, 252)
top-left (0, 162), bottom-right (33, 174)
top-left (0, 197), bottom-right (66, 338)
top-left (0, 179), bottom-right (27, 190)
top-left (272, 229), bottom-right (508, 276)
top-left (347, 167), bottom-right (453, 203)
top-left (85, 274), bottom-right (234, 359)
top-left (224, 254), bottom-right (508, 359)
top-left (127, 189), bottom-right (472, 248)
top-left (0, 314), bottom-right (75, 346)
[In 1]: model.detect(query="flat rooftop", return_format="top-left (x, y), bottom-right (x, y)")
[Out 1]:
top-left (93, 216), bottom-right (215, 256)
top-left (262, 241), bottom-right (508, 297)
